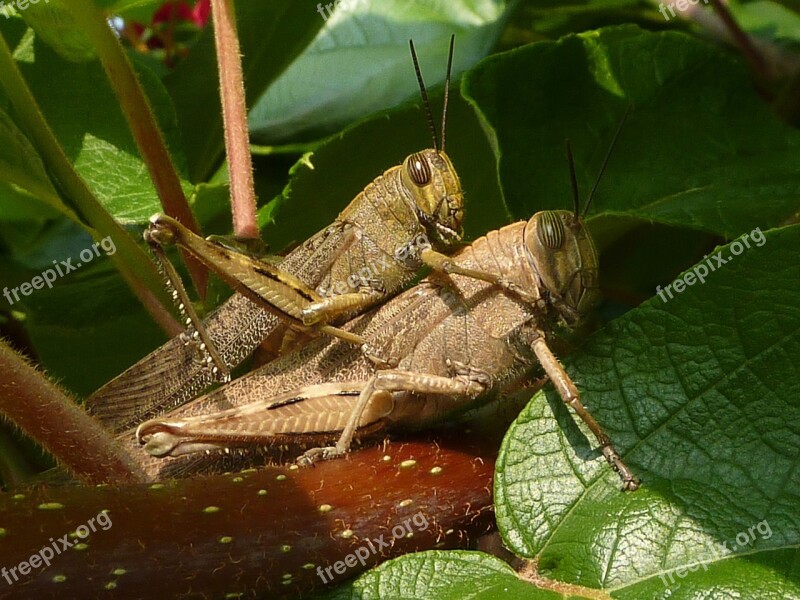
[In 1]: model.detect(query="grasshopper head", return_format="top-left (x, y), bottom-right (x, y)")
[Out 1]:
top-left (523, 210), bottom-right (600, 326)
top-left (401, 149), bottom-right (464, 245)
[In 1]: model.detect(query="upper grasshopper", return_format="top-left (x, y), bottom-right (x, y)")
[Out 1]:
top-left (87, 37), bottom-right (466, 433)
top-left (132, 117), bottom-right (640, 491)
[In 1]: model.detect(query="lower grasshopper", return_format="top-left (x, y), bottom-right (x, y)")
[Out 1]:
top-left (133, 123), bottom-right (640, 491)
top-left (87, 37), bottom-right (468, 433)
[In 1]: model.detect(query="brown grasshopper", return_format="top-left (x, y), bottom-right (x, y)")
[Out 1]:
top-left (87, 38), bottom-right (469, 433)
top-left (133, 122), bottom-right (640, 491)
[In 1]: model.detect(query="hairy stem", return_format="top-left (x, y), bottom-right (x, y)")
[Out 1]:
top-left (707, 0), bottom-right (769, 84)
top-left (0, 340), bottom-right (145, 485)
top-left (211, 0), bottom-right (259, 238)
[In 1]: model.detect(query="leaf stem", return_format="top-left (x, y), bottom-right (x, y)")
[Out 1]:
top-left (517, 559), bottom-right (613, 600)
top-left (210, 0), bottom-right (259, 238)
top-left (67, 0), bottom-right (209, 296)
top-left (0, 433), bottom-right (495, 596)
top-left (0, 32), bottom-right (180, 337)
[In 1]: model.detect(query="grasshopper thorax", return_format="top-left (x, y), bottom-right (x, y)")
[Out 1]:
top-left (401, 148), bottom-right (464, 245)
top-left (523, 209), bottom-right (600, 327)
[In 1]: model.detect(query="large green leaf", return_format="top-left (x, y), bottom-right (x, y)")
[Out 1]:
top-left (248, 0), bottom-right (512, 143)
top-left (19, 0), bottom-right (96, 63)
top-left (494, 224), bottom-right (800, 596)
top-left (463, 25), bottom-right (800, 241)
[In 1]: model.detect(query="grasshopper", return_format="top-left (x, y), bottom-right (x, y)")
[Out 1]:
top-left (87, 37), bottom-right (469, 433)
top-left (133, 120), bottom-right (640, 491)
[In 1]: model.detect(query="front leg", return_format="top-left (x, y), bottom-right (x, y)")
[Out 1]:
top-left (298, 366), bottom-right (491, 465)
top-left (529, 330), bottom-right (639, 491)
top-left (148, 214), bottom-right (370, 349)
top-left (420, 248), bottom-right (545, 308)
top-left (301, 288), bottom-right (385, 325)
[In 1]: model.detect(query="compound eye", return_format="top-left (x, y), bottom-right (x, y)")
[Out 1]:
top-left (407, 153), bottom-right (431, 186)
top-left (537, 211), bottom-right (565, 249)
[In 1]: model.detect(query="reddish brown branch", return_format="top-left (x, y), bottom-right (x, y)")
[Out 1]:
top-left (2, 433), bottom-right (497, 598)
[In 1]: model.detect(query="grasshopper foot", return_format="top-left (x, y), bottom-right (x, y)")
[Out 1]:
top-left (362, 343), bottom-right (396, 369)
top-left (497, 278), bottom-right (546, 308)
top-left (300, 303), bottom-right (325, 326)
top-left (446, 359), bottom-right (492, 389)
top-left (601, 445), bottom-right (640, 491)
top-left (297, 445), bottom-right (345, 466)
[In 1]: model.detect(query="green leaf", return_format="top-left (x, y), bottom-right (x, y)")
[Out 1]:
top-left (503, 0), bottom-right (655, 43)
top-left (164, 0), bottom-right (327, 181)
top-left (321, 551), bottom-right (556, 600)
top-left (463, 25), bottom-right (800, 240)
top-left (729, 0), bottom-right (800, 46)
top-left (21, 258), bottom-right (166, 397)
top-left (249, 0), bottom-right (512, 143)
top-left (19, 0), bottom-right (96, 63)
top-left (494, 225), bottom-right (800, 595)
top-left (0, 106), bottom-right (65, 222)
top-left (13, 35), bottom-right (189, 224)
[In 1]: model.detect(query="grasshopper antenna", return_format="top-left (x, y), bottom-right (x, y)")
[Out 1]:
top-left (565, 139), bottom-right (581, 221)
top-left (410, 39), bottom-right (440, 153)
top-left (582, 106), bottom-right (631, 218)
top-left (441, 34), bottom-right (455, 153)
